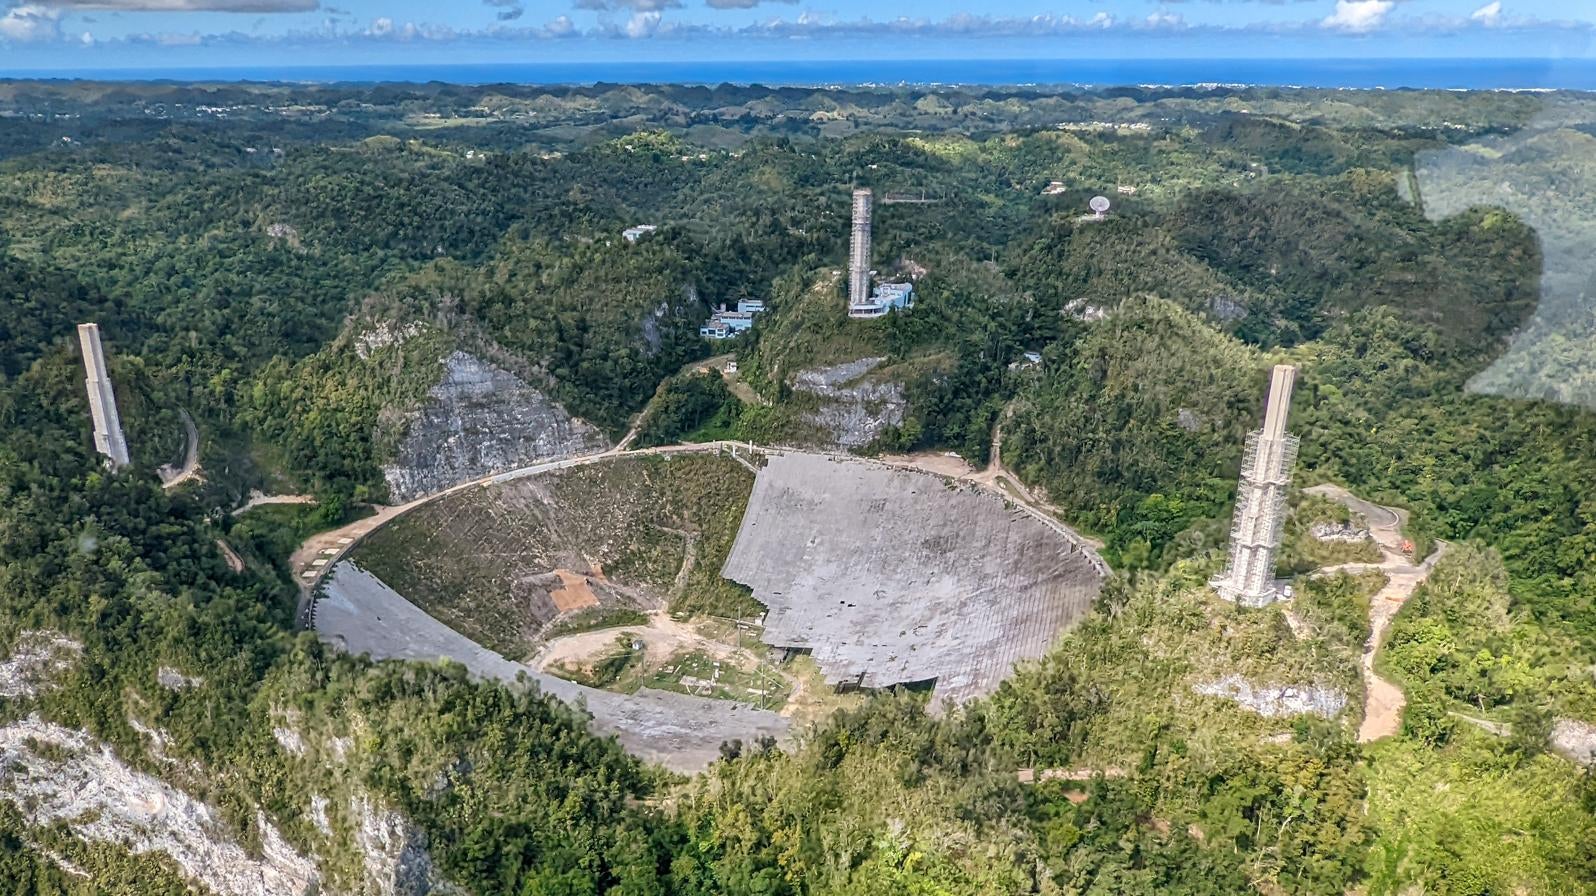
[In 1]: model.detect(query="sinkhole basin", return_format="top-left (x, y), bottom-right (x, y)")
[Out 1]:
top-left (314, 446), bottom-right (1104, 772)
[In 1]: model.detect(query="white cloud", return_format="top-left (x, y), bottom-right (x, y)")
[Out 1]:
top-left (0, 4), bottom-right (61, 41)
top-left (623, 9), bottom-right (659, 37)
top-left (1471, 1), bottom-right (1502, 25)
top-left (1144, 10), bottom-right (1185, 28)
top-left (1088, 11), bottom-right (1113, 27)
top-left (31, 0), bottom-right (317, 9)
top-left (1321, 0), bottom-right (1393, 32)
top-left (543, 14), bottom-right (574, 36)
top-left (574, 0), bottom-right (678, 10)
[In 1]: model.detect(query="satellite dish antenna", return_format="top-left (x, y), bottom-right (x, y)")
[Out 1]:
top-left (1089, 195), bottom-right (1111, 217)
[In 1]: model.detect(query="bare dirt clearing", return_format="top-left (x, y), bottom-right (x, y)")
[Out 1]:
top-left (532, 611), bottom-right (742, 673)
top-left (549, 570), bottom-right (601, 612)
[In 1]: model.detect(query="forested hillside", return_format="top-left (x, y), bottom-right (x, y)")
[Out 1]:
top-left (1, 81), bottom-right (1594, 895)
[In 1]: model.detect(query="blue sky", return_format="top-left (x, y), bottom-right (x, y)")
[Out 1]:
top-left (0, 0), bottom-right (1592, 71)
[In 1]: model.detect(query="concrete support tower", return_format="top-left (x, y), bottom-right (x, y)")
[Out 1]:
top-left (848, 188), bottom-right (873, 307)
top-left (1212, 364), bottom-right (1299, 607)
top-left (77, 323), bottom-right (131, 469)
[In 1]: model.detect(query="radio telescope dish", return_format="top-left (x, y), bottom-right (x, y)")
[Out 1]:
top-left (1088, 195), bottom-right (1111, 214)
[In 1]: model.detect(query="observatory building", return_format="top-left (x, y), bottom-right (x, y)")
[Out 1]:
top-left (847, 281), bottom-right (915, 319)
top-left (77, 323), bottom-right (131, 469)
top-left (1211, 364), bottom-right (1299, 607)
top-left (848, 188), bottom-right (873, 307)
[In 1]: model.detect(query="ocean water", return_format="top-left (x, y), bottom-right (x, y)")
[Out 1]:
top-left (17, 58), bottom-right (1596, 91)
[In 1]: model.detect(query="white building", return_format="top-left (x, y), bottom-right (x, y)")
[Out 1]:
top-left (623, 224), bottom-right (659, 243)
top-left (848, 282), bottom-right (915, 319)
top-left (701, 302), bottom-right (764, 339)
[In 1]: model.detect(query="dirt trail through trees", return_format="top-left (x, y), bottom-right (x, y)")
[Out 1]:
top-left (1305, 484), bottom-right (1446, 743)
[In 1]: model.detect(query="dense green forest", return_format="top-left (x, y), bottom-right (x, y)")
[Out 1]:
top-left (1, 80), bottom-right (1594, 895)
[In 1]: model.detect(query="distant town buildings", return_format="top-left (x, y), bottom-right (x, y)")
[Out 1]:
top-left (700, 299), bottom-right (768, 339)
top-left (848, 281), bottom-right (915, 319)
top-left (623, 224), bottom-right (658, 243)
top-left (1042, 181), bottom-right (1068, 196)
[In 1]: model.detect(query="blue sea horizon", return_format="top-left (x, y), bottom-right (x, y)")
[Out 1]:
top-left (7, 57), bottom-right (1596, 91)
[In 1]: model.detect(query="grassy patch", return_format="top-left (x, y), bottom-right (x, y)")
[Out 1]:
top-left (542, 607), bottom-right (652, 640)
top-left (548, 635), bottom-right (644, 689)
top-left (641, 650), bottom-right (790, 710)
top-left (1293, 569), bottom-right (1381, 657)
top-left (989, 561), bottom-right (1364, 769)
top-left (1278, 493), bottom-right (1384, 574)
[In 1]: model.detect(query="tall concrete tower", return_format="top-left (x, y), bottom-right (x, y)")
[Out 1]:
top-left (848, 188), bottom-right (873, 307)
top-left (77, 323), bottom-right (131, 469)
top-left (1211, 364), bottom-right (1298, 607)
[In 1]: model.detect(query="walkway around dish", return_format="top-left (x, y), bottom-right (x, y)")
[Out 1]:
top-left (289, 439), bottom-right (1106, 603)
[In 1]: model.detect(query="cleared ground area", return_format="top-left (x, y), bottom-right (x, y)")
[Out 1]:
top-left (314, 562), bottom-right (788, 773)
top-left (722, 453), bottom-right (1105, 705)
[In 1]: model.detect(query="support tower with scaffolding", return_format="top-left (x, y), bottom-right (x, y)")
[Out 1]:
top-left (77, 323), bottom-right (131, 469)
top-left (848, 188), bottom-right (873, 307)
top-left (1211, 364), bottom-right (1298, 607)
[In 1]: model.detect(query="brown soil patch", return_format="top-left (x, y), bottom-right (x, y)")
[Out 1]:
top-left (550, 569), bottom-right (600, 611)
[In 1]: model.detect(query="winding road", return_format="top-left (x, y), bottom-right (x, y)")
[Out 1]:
top-left (1305, 484), bottom-right (1446, 743)
top-left (157, 410), bottom-right (201, 490)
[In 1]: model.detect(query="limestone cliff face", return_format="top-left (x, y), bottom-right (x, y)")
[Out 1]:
top-left (793, 357), bottom-right (908, 450)
top-left (383, 352), bottom-right (608, 503)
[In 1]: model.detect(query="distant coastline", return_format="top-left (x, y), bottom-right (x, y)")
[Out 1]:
top-left (6, 58), bottom-right (1596, 91)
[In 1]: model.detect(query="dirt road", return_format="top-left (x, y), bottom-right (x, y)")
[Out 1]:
top-left (1305, 484), bottom-right (1446, 743)
top-left (158, 409), bottom-right (201, 490)
top-left (530, 612), bottom-right (745, 673)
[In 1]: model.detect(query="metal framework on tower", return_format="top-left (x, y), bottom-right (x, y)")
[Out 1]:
top-left (1211, 364), bottom-right (1298, 607)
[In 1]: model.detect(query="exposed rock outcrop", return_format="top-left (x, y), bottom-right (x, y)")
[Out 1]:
top-left (157, 666), bottom-right (204, 690)
top-left (1552, 718), bottom-right (1596, 767)
top-left (383, 352), bottom-right (608, 502)
top-left (793, 357), bottom-right (907, 449)
top-left (352, 793), bottom-right (445, 896)
top-left (1311, 521), bottom-right (1371, 543)
top-left (1193, 675), bottom-right (1348, 719)
top-left (0, 630), bottom-right (81, 699)
top-left (0, 716), bottom-right (320, 896)
top-left (355, 321), bottom-right (423, 360)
